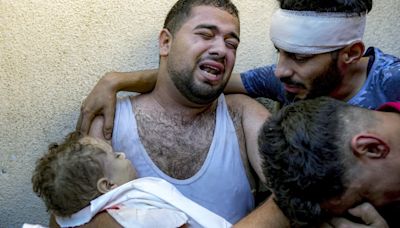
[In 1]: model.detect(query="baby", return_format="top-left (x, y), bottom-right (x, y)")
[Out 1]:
top-left (32, 132), bottom-right (230, 227)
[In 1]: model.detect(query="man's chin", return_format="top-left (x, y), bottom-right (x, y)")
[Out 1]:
top-left (285, 91), bottom-right (307, 102)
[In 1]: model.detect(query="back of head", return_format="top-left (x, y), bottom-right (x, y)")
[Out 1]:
top-left (164, 0), bottom-right (239, 35)
top-left (259, 97), bottom-right (353, 226)
top-left (32, 132), bottom-right (107, 217)
top-left (277, 0), bottom-right (372, 14)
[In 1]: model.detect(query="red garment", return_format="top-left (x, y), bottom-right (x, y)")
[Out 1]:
top-left (377, 102), bottom-right (400, 113)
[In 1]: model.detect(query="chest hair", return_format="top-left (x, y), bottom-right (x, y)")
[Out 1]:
top-left (134, 106), bottom-right (216, 179)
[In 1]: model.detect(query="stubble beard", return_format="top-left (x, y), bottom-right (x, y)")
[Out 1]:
top-left (167, 60), bottom-right (226, 105)
top-left (306, 59), bottom-right (343, 99)
top-left (284, 59), bottom-right (343, 102)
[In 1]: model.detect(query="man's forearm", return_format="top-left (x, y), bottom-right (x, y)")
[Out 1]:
top-left (224, 73), bottom-right (248, 94)
top-left (234, 196), bottom-right (290, 228)
top-left (104, 69), bottom-right (158, 93)
top-left (105, 70), bottom-right (246, 94)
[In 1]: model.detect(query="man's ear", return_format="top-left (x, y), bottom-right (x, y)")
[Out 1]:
top-left (340, 41), bottom-right (365, 64)
top-left (159, 28), bottom-right (173, 57)
top-left (351, 133), bottom-right (390, 159)
top-left (97, 177), bottom-right (117, 194)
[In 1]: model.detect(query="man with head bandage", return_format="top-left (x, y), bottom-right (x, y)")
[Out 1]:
top-left (242, 0), bottom-right (399, 106)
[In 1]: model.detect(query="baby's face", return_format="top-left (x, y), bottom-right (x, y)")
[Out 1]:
top-left (80, 137), bottom-right (137, 186)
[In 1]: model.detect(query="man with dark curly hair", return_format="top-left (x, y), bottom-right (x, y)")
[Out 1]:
top-left (259, 97), bottom-right (400, 227)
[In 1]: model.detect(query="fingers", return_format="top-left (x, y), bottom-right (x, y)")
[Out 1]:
top-left (76, 112), bottom-right (83, 132)
top-left (76, 72), bottom-right (120, 138)
top-left (328, 217), bottom-right (367, 228)
top-left (77, 104), bottom-right (95, 136)
top-left (327, 203), bottom-right (389, 228)
top-left (102, 106), bottom-right (116, 140)
top-left (348, 203), bottom-right (388, 228)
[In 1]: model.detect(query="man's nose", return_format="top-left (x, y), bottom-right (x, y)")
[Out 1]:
top-left (208, 38), bottom-right (227, 59)
top-left (275, 53), bottom-right (293, 79)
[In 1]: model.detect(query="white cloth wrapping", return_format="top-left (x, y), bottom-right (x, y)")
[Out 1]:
top-left (270, 9), bottom-right (366, 54)
top-left (56, 177), bottom-right (232, 228)
top-left (22, 224), bottom-right (47, 228)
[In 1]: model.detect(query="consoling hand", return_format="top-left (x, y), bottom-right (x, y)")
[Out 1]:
top-left (76, 72), bottom-right (119, 139)
top-left (320, 202), bottom-right (388, 228)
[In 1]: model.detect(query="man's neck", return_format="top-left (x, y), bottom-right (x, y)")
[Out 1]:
top-left (359, 111), bottom-right (400, 207)
top-left (331, 56), bottom-right (370, 101)
top-left (151, 72), bottom-right (217, 120)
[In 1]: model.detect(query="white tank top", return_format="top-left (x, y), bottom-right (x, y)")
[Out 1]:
top-left (112, 95), bottom-right (254, 223)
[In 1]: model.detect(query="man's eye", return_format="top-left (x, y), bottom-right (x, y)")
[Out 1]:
top-left (293, 54), bottom-right (314, 62)
top-left (226, 40), bottom-right (238, 50)
top-left (197, 32), bottom-right (213, 39)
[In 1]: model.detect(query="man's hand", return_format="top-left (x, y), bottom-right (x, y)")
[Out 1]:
top-left (321, 203), bottom-right (388, 228)
top-left (76, 72), bottom-right (118, 139)
top-left (76, 69), bottom-right (158, 139)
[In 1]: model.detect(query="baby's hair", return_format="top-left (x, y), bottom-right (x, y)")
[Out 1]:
top-left (32, 132), bottom-right (108, 216)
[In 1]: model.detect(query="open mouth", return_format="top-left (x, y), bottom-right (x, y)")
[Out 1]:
top-left (284, 83), bottom-right (305, 94)
top-left (200, 63), bottom-right (222, 76)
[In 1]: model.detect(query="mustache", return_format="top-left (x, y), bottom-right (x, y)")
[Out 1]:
top-left (198, 55), bottom-right (225, 64)
top-left (280, 77), bottom-right (306, 89)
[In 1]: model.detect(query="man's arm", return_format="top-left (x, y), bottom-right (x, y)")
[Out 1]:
top-left (234, 196), bottom-right (290, 228)
top-left (78, 70), bottom-right (248, 139)
top-left (78, 212), bottom-right (122, 228)
top-left (49, 212), bottom-right (121, 228)
top-left (225, 73), bottom-right (247, 94)
top-left (227, 94), bottom-right (270, 183)
top-left (77, 69), bottom-right (157, 138)
top-left (226, 94), bottom-right (291, 227)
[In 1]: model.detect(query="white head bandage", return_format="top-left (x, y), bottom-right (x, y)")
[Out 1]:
top-left (270, 9), bottom-right (366, 54)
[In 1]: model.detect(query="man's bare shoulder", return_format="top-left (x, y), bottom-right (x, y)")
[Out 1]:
top-left (225, 94), bottom-right (270, 115)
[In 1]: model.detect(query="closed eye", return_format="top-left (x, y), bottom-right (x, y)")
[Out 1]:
top-left (225, 39), bottom-right (238, 50)
top-left (292, 54), bottom-right (314, 62)
top-left (195, 30), bottom-right (214, 39)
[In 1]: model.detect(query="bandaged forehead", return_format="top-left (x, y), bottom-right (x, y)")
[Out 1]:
top-left (270, 9), bottom-right (366, 54)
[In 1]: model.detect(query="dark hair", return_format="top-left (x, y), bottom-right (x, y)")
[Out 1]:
top-left (164, 0), bottom-right (239, 35)
top-left (277, 0), bottom-right (373, 14)
top-left (32, 132), bottom-right (108, 216)
top-left (259, 97), bottom-right (348, 226)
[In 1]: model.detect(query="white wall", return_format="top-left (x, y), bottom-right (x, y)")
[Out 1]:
top-left (1, 0), bottom-right (399, 226)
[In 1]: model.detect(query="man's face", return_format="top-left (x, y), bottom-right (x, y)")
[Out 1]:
top-left (166, 6), bottom-right (240, 104)
top-left (274, 48), bottom-right (343, 101)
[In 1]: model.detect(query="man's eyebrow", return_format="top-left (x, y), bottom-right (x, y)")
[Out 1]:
top-left (194, 24), bottom-right (240, 42)
top-left (274, 45), bottom-right (314, 57)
